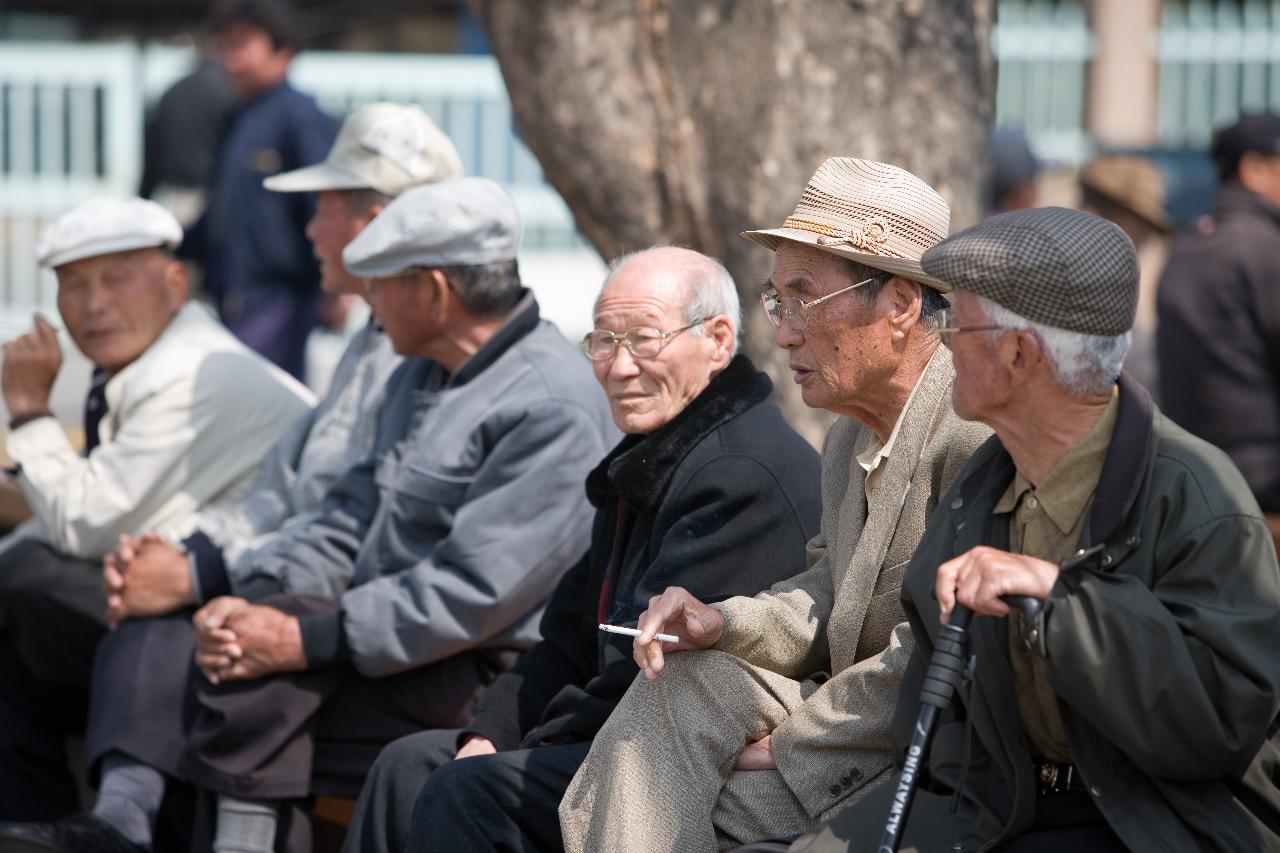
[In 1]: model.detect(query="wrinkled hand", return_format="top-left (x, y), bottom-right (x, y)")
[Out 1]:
top-left (935, 545), bottom-right (1059, 623)
top-left (631, 586), bottom-right (725, 681)
top-left (734, 734), bottom-right (776, 771)
top-left (104, 533), bottom-right (194, 626)
top-left (193, 597), bottom-right (306, 683)
top-left (454, 735), bottom-right (497, 760)
top-left (1, 314), bottom-right (62, 418)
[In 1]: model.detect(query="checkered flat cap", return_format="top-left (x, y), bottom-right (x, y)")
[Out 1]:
top-left (921, 206), bottom-right (1138, 336)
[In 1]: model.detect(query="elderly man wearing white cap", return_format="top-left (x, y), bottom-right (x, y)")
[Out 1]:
top-left (558, 159), bottom-right (990, 852)
top-left (0, 197), bottom-right (312, 829)
top-left (3, 103), bottom-right (462, 853)
top-left (17, 177), bottom-right (615, 853)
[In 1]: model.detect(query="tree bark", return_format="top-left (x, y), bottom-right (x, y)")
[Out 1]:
top-left (470, 0), bottom-right (994, 443)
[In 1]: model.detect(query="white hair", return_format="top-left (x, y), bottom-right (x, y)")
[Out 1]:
top-left (604, 247), bottom-right (742, 356)
top-left (976, 295), bottom-right (1130, 396)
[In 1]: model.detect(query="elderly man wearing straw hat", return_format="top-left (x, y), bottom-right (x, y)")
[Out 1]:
top-left (557, 159), bottom-right (991, 852)
top-left (774, 207), bottom-right (1280, 853)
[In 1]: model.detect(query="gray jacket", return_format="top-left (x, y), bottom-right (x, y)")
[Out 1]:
top-left (189, 320), bottom-right (400, 596)
top-left (236, 297), bottom-right (618, 677)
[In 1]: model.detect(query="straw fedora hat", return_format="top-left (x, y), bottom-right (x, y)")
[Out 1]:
top-left (742, 157), bottom-right (953, 291)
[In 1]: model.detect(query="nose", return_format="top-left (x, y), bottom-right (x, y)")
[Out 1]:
top-left (607, 344), bottom-right (641, 380)
top-left (773, 319), bottom-right (803, 350)
top-left (304, 212), bottom-right (318, 242)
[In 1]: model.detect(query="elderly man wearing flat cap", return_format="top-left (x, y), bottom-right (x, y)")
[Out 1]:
top-left (2, 103), bottom-right (463, 853)
top-left (558, 158), bottom-right (990, 852)
top-left (0, 198), bottom-right (312, 823)
top-left (774, 207), bottom-right (1280, 853)
top-left (5, 177), bottom-right (616, 853)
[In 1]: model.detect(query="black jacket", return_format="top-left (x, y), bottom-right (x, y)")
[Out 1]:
top-left (796, 376), bottom-right (1280, 853)
top-left (1157, 185), bottom-right (1280, 510)
top-left (463, 355), bottom-right (822, 751)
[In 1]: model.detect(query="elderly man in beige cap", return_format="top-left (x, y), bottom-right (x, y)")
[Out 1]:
top-left (778, 206), bottom-right (1280, 853)
top-left (558, 158), bottom-right (991, 852)
top-left (0, 195), bottom-right (312, 832)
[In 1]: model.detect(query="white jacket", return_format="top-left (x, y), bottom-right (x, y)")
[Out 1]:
top-left (4, 302), bottom-right (314, 558)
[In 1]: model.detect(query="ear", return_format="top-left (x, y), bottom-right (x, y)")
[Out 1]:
top-left (163, 258), bottom-right (190, 306)
top-left (421, 268), bottom-right (452, 320)
top-left (360, 204), bottom-right (385, 228)
top-left (883, 276), bottom-right (923, 340)
top-left (704, 314), bottom-right (736, 371)
top-left (1003, 328), bottom-right (1046, 385)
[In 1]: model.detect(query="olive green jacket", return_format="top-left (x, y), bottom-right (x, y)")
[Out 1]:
top-left (795, 376), bottom-right (1280, 852)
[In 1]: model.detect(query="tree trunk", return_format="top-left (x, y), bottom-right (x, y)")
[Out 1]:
top-left (470, 0), bottom-right (994, 444)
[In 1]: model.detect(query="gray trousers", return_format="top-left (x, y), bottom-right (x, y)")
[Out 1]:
top-left (343, 728), bottom-right (590, 853)
top-left (558, 650), bottom-right (822, 853)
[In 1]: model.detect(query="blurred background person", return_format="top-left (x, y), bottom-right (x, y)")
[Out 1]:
top-left (139, 51), bottom-right (236, 228)
top-left (988, 125), bottom-right (1041, 214)
top-left (1157, 112), bottom-right (1280, 513)
top-left (180, 0), bottom-right (339, 382)
top-left (1078, 154), bottom-right (1171, 396)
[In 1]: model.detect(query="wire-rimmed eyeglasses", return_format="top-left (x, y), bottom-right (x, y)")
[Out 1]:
top-left (934, 307), bottom-right (1010, 347)
top-left (580, 318), bottom-right (707, 361)
top-left (760, 274), bottom-right (885, 328)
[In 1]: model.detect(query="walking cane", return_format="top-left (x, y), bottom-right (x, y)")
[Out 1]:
top-left (877, 594), bottom-right (1043, 853)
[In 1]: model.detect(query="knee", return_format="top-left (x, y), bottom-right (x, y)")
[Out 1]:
top-left (416, 755), bottom-right (492, 811)
top-left (368, 731), bottom-right (453, 789)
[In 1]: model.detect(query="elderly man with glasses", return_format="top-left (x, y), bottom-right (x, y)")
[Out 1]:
top-left (337, 245), bottom-right (822, 853)
top-left (775, 207), bottom-right (1280, 853)
top-left (557, 158), bottom-right (992, 852)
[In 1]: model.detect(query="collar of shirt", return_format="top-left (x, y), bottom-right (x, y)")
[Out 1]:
top-left (993, 386), bottom-right (1121, 534)
top-left (856, 367), bottom-right (928, 500)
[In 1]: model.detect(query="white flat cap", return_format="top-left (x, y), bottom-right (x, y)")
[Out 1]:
top-left (36, 196), bottom-right (183, 269)
top-left (343, 177), bottom-right (521, 278)
top-left (264, 102), bottom-right (464, 196)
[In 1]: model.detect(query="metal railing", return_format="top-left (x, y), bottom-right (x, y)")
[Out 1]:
top-left (0, 45), bottom-right (584, 318)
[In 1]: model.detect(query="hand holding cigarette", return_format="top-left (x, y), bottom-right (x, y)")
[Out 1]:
top-left (630, 585), bottom-right (725, 681)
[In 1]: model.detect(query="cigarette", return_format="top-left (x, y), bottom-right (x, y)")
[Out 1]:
top-left (598, 623), bottom-right (680, 644)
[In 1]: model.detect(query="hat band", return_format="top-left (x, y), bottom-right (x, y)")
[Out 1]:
top-left (783, 215), bottom-right (911, 259)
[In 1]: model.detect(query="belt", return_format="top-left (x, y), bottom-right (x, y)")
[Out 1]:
top-left (1034, 761), bottom-right (1087, 795)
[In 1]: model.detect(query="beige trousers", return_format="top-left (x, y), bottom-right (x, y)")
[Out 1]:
top-left (559, 650), bottom-right (823, 853)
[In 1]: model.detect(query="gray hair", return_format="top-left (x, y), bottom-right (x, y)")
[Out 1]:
top-left (976, 295), bottom-right (1130, 396)
top-left (605, 247), bottom-right (742, 356)
top-left (841, 257), bottom-right (947, 329)
top-left (440, 259), bottom-right (523, 317)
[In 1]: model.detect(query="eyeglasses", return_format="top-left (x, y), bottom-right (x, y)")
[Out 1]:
top-left (580, 317), bottom-right (707, 361)
top-left (760, 275), bottom-right (885, 328)
top-left (934, 307), bottom-right (1010, 346)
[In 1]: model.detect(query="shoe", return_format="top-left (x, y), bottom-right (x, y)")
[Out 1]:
top-left (0, 814), bottom-right (146, 853)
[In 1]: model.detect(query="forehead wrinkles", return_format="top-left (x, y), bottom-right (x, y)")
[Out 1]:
top-left (593, 293), bottom-right (681, 326)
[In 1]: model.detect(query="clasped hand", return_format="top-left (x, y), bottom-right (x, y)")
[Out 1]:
top-left (193, 596), bottom-right (307, 684)
top-left (103, 533), bottom-right (194, 627)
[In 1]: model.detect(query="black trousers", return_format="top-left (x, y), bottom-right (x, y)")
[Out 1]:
top-left (0, 540), bottom-right (107, 821)
top-left (344, 727), bottom-right (592, 853)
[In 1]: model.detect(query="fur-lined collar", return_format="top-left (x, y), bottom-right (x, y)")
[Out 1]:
top-left (585, 355), bottom-right (772, 511)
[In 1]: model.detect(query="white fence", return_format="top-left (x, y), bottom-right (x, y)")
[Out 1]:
top-left (0, 45), bottom-right (587, 318)
top-left (994, 0), bottom-right (1280, 162)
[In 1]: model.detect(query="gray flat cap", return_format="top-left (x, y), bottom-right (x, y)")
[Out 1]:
top-left (921, 206), bottom-right (1138, 336)
top-left (343, 176), bottom-right (520, 278)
